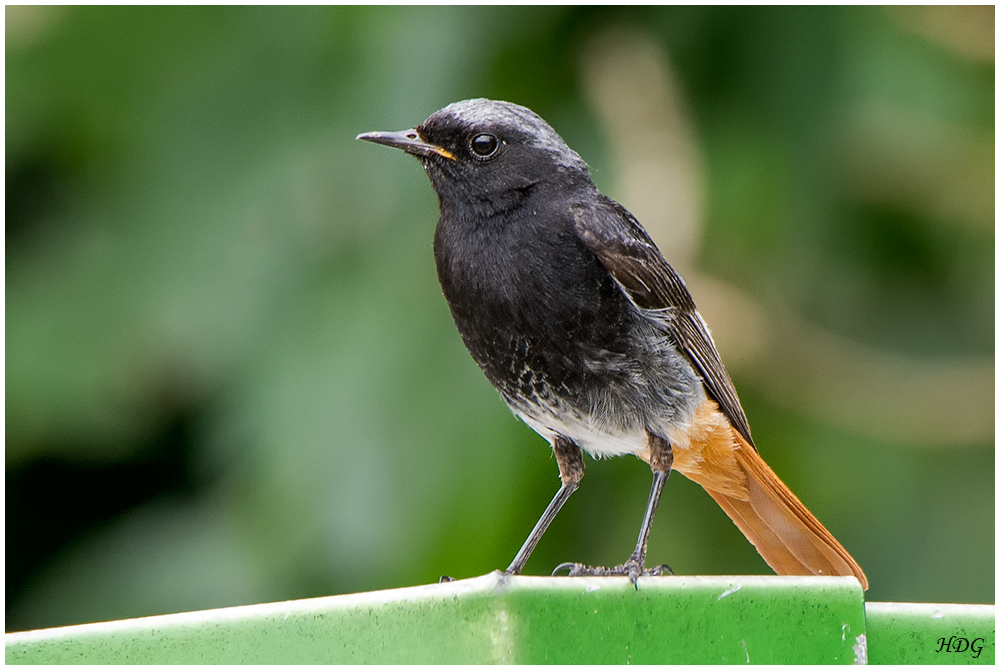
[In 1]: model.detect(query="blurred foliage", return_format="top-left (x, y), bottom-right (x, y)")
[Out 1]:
top-left (5, 6), bottom-right (993, 631)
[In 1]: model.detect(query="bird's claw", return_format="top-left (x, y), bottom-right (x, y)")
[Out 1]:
top-left (552, 560), bottom-right (673, 585)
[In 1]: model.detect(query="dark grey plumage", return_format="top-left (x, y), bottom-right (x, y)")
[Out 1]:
top-left (390, 99), bottom-right (750, 458)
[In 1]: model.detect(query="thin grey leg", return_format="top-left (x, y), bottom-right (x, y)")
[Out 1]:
top-left (505, 436), bottom-right (584, 575)
top-left (553, 432), bottom-right (674, 584)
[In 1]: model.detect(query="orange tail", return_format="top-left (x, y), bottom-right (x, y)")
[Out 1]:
top-left (707, 437), bottom-right (867, 589)
top-left (667, 401), bottom-right (868, 589)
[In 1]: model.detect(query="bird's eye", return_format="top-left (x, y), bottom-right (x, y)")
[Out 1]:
top-left (469, 133), bottom-right (501, 159)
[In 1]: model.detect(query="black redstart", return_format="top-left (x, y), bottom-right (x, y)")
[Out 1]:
top-left (358, 99), bottom-right (867, 589)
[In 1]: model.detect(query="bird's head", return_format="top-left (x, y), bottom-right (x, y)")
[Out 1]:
top-left (358, 99), bottom-right (590, 216)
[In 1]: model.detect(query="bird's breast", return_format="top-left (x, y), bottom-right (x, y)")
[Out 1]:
top-left (432, 205), bottom-right (702, 453)
top-left (434, 209), bottom-right (626, 380)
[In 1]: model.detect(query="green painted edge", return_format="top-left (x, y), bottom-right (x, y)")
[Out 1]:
top-left (5, 575), bottom-right (502, 664)
top-left (865, 602), bottom-right (995, 665)
top-left (7, 573), bottom-right (867, 664)
top-left (503, 574), bottom-right (866, 664)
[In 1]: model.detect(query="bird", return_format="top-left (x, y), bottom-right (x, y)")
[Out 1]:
top-left (357, 98), bottom-right (868, 589)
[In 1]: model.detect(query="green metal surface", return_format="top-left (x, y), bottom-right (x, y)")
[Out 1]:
top-left (9, 579), bottom-right (994, 665)
top-left (6, 573), bottom-right (866, 664)
top-left (865, 602), bottom-right (995, 665)
top-left (503, 575), bottom-right (866, 664)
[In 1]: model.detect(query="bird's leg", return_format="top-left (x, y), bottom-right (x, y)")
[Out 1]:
top-left (505, 436), bottom-right (584, 575)
top-left (624, 433), bottom-right (674, 578)
top-left (554, 432), bottom-right (674, 585)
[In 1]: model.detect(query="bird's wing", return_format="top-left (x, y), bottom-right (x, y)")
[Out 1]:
top-left (572, 198), bottom-right (754, 448)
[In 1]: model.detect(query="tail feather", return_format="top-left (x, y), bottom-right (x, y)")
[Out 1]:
top-left (706, 432), bottom-right (868, 590)
top-left (660, 398), bottom-right (867, 589)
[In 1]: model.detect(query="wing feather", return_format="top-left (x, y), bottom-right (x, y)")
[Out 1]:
top-left (573, 198), bottom-right (754, 448)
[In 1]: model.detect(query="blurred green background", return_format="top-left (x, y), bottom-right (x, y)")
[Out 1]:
top-left (6, 6), bottom-right (993, 632)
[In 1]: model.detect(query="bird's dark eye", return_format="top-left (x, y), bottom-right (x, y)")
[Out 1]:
top-left (469, 133), bottom-right (500, 159)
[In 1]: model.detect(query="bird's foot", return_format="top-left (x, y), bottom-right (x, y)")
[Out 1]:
top-left (552, 559), bottom-right (672, 586)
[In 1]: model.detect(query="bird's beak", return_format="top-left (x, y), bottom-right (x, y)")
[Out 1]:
top-left (356, 129), bottom-right (457, 161)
